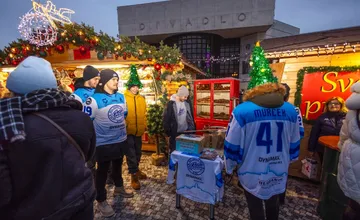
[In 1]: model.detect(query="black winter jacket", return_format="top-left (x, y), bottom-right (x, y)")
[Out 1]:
top-left (308, 111), bottom-right (346, 152)
top-left (163, 98), bottom-right (196, 137)
top-left (0, 103), bottom-right (96, 220)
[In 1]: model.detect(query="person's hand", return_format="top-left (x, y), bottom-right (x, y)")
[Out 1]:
top-left (308, 152), bottom-right (315, 158)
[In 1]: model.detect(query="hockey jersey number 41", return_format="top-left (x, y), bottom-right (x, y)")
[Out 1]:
top-left (224, 101), bottom-right (301, 200)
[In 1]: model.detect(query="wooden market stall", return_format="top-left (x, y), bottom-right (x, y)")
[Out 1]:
top-left (261, 26), bottom-right (360, 180)
top-left (0, 22), bottom-right (205, 153)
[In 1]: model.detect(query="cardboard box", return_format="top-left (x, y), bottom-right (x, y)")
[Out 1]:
top-left (176, 134), bottom-right (205, 154)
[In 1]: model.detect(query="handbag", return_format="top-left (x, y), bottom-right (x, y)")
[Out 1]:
top-left (32, 112), bottom-right (86, 162)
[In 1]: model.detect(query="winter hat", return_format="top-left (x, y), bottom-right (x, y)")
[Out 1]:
top-left (345, 82), bottom-right (360, 110)
top-left (6, 56), bottom-right (57, 95)
top-left (83, 65), bottom-right (100, 81)
top-left (95, 69), bottom-right (119, 93)
top-left (177, 85), bottom-right (189, 97)
top-left (282, 83), bottom-right (290, 101)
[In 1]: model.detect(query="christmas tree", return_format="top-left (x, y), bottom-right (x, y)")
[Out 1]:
top-left (247, 41), bottom-right (278, 89)
top-left (125, 65), bottom-right (143, 88)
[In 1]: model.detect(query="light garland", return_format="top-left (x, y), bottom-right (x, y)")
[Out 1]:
top-left (18, 12), bottom-right (57, 46)
top-left (265, 42), bottom-right (359, 58)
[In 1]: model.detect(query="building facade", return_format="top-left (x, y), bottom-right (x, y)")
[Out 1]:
top-left (117, 0), bottom-right (299, 86)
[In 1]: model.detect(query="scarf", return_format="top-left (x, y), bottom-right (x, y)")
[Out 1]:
top-left (0, 88), bottom-right (68, 146)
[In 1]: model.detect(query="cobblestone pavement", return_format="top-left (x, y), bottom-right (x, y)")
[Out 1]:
top-left (94, 153), bottom-right (321, 220)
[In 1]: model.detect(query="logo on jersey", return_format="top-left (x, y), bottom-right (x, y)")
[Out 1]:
top-left (108, 105), bottom-right (124, 123)
top-left (85, 98), bottom-right (92, 105)
top-left (187, 158), bottom-right (205, 175)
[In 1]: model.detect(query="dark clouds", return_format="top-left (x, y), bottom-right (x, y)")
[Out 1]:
top-left (0, 0), bottom-right (359, 48)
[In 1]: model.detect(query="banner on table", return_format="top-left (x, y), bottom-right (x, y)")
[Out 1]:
top-left (300, 71), bottom-right (360, 120)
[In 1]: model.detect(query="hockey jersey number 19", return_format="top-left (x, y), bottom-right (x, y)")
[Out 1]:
top-left (224, 101), bottom-right (300, 200)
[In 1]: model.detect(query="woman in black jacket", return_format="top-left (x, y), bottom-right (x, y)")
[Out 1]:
top-left (308, 97), bottom-right (347, 164)
top-left (0, 57), bottom-right (96, 220)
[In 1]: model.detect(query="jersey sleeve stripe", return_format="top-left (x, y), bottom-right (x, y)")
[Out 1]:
top-left (224, 140), bottom-right (241, 151)
top-left (169, 158), bottom-right (176, 171)
top-left (300, 128), bottom-right (305, 139)
top-left (215, 173), bottom-right (224, 188)
top-left (289, 145), bottom-right (300, 155)
top-left (290, 140), bottom-right (301, 150)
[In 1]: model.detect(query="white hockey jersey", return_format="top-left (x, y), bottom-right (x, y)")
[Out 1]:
top-left (167, 151), bottom-right (224, 204)
top-left (224, 101), bottom-right (300, 200)
top-left (84, 92), bottom-right (127, 147)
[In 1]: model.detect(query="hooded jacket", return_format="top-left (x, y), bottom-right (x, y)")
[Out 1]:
top-left (124, 90), bottom-right (147, 136)
top-left (224, 83), bottom-right (301, 199)
top-left (337, 82), bottom-right (360, 205)
top-left (0, 102), bottom-right (96, 220)
top-left (163, 94), bottom-right (195, 137)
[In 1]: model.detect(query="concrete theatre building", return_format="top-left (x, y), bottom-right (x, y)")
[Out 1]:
top-left (117, 0), bottom-right (299, 86)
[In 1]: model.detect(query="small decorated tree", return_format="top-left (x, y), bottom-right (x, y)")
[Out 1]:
top-left (125, 65), bottom-right (143, 88)
top-left (147, 103), bottom-right (166, 166)
top-left (247, 41), bottom-right (278, 89)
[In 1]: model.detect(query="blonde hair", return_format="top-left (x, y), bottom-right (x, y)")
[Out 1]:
top-left (324, 96), bottom-right (347, 113)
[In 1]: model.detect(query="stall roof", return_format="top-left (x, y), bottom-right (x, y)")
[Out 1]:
top-left (261, 26), bottom-right (360, 53)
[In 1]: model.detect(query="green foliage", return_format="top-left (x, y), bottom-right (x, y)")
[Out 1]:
top-left (294, 65), bottom-right (360, 124)
top-left (1, 22), bottom-right (182, 65)
top-left (154, 41), bottom-right (182, 65)
top-left (146, 104), bottom-right (165, 136)
top-left (125, 65), bottom-right (143, 89)
top-left (247, 43), bottom-right (278, 89)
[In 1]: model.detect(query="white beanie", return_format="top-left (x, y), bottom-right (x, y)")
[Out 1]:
top-left (6, 56), bottom-right (57, 94)
top-left (177, 85), bottom-right (189, 97)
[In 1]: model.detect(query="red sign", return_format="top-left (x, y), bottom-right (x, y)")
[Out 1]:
top-left (300, 71), bottom-right (360, 120)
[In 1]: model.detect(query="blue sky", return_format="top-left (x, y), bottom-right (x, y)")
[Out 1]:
top-left (0, 0), bottom-right (359, 49)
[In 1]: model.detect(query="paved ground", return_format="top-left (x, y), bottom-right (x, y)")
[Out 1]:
top-left (94, 153), bottom-right (321, 220)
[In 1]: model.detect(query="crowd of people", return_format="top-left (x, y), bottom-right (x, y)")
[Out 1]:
top-left (0, 56), bottom-right (359, 220)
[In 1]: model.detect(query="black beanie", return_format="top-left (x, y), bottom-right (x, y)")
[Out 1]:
top-left (281, 83), bottom-right (290, 101)
top-left (83, 65), bottom-right (100, 81)
top-left (95, 69), bottom-right (119, 93)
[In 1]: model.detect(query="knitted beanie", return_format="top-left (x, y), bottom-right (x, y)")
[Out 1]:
top-left (177, 85), bottom-right (189, 97)
top-left (83, 65), bottom-right (100, 81)
top-left (6, 56), bottom-right (57, 94)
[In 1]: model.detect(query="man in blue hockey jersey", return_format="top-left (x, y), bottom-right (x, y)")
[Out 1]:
top-left (225, 82), bottom-right (300, 220)
top-left (84, 69), bottom-right (133, 217)
top-left (70, 65), bottom-right (100, 106)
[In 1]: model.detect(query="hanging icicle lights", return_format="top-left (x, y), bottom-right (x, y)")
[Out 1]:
top-left (18, 0), bottom-right (74, 47)
top-left (187, 42), bottom-right (360, 63)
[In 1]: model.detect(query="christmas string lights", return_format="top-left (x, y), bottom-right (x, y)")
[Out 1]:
top-left (18, 12), bottom-right (57, 47)
top-left (18, 0), bottom-right (74, 47)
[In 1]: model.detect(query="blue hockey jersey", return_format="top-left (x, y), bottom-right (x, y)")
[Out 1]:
top-left (84, 92), bottom-right (128, 147)
top-left (70, 88), bottom-right (95, 105)
top-left (295, 107), bottom-right (305, 139)
top-left (167, 151), bottom-right (224, 205)
top-left (224, 101), bottom-right (300, 200)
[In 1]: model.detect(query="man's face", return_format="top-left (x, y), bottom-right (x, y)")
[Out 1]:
top-left (87, 76), bottom-right (100, 88)
top-left (105, 77), bottom-right (119, 92)
top-left (178, 96), bottom-right (188, 102)
top-left (130, 86), bottom-right (139, 95)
